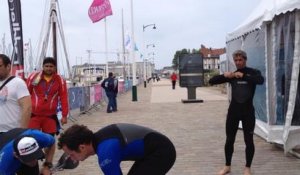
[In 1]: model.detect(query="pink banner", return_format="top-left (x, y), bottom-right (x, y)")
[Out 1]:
top-left (88, 0), bottom-right (113, 23)
top-left (118, 81), bottom-right (125, 93)
top-left (94, 84), bottom-right (102, 102)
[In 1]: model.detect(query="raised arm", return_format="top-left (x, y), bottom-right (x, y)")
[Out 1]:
top-left (243, 69), bottom-right (264, 85)
top-left (209, 72), bottom-right (233, 85)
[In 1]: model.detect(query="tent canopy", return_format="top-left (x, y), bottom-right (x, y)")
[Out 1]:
top-left (226, 0), bottom-right (300, 42)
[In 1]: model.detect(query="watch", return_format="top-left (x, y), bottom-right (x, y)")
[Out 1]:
top-left (43, 161), bottom-right (53, 168)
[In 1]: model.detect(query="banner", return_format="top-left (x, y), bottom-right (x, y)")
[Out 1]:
top-left (88, 0), bottom-right (113, 23)
top-left (7, 0), bottom-right (24, 78)
top-left (124, 31), bottom-right (138, 51)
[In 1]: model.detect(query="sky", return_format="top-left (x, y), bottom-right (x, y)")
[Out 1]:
top-left (0, 0), bottom-right (261, 70)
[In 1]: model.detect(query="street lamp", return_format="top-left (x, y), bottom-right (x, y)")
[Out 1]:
top-left (143, 24), bottom-right (156, 31)
top-left (148, 52), bottom-right (155, 78)
top-left (146, 44), bottom-right (155, 48)
top-left (143, 24), bottom-right (156, 88)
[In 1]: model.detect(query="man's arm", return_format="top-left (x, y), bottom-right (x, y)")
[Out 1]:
top-left (243, 69), bottom-right (264, 85)
top-left (44, 143), bottom-right (55, 164)
top-left (18, 96), bottom-right (32, 128)
top-left (59, 77), bottom-right (69, 125)
top-left (209, 72), bottom-right (233, 85)
top-left (35, 131), bottom-right (55, 175)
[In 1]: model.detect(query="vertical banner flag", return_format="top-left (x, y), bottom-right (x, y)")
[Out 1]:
top-left (88, 0), bottom-right (113, 23)
top-left (7, 0), bottom-right (24, 78)
top-left (124, 30), bottom-right (138, 51)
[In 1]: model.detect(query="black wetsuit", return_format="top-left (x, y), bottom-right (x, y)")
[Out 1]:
top-left (209, 67), bottom-right (264, 167)
top-left (92, 123), bottom-right (176, 175)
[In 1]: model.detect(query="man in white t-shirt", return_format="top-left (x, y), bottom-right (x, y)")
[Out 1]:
top-left (0, 54), bottom-right (31, 132)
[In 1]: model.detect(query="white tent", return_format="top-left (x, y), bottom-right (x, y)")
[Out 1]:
top-left (227, 0), bottom-right (300, 41)
top-left (226, 0), bottom-right (300, 155)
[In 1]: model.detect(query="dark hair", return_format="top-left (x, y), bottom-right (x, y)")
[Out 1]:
top-left (43, 57), bottom-right (56, 66)
top-left (232, 50), bottom-right (247, 60)
top-left (58, 124), bottom-right (94, 152)
top-left (108, 72), bottom-right (113, 77)
top-left (0, 54), bottom-right (12, 66)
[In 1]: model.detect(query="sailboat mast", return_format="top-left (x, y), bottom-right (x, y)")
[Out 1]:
top-left (51, 0), bottom-right (58, 64)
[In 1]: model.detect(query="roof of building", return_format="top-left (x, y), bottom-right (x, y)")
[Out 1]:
top-left (200, 45), bottom-right (226, 58)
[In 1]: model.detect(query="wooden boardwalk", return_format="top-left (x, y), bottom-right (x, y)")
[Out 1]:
top-left (54, 79), bottom-right (300, 175)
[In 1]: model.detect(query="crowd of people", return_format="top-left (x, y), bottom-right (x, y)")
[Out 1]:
top-left (0, 49), bottom-right (264, 175)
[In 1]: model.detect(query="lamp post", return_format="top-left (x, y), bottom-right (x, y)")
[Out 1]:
top-left (145, 44), bottom-right (155, 85)
top-left (142, 23), bottom-right (156, 88)
top-left (148, 52), bottom-right (155, 78)
top-left (143, 24), bottom-right (156, 31)
top-left (146, 44), bottom-right (155, 48)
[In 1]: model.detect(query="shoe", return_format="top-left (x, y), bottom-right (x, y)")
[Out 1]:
top-left (107, 111), bottom-right (112, 113)
top-left (112, 109), bottom-right (118, 112)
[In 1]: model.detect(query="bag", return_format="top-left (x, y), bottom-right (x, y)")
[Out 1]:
top-left (104, 78), bottom-right (114, 91)
top-left (0, 76), bottom-right (15, 91)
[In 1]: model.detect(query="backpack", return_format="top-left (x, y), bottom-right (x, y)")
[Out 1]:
top-left (102, 78), bottom-right (114, 91)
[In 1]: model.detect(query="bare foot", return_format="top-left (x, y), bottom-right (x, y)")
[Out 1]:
top-left (244, 167), bottom-right (251, 175)
top-left (217, 166), bottom-right (231, 175)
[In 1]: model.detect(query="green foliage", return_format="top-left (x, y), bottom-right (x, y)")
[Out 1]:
top-left (172, 48), bottom-right (200, 70)
top-left (204, 69), bottom-right (220, 86)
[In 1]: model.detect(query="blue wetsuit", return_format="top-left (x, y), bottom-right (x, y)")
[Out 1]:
top-left (92, 123), bottom-right (176, 175)
top-left (0, 128), bottom-right (55, 175)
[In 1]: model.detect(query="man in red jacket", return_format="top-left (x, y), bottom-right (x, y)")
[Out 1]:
top-left (26, 57), bottom-right (69, 167)
top-left (170, 72), bottom-right (177, 90)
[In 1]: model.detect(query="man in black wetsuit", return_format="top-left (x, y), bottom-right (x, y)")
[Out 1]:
top-left (209, 50), bottom-right (264, 175)
top-left (58, 123), bottom-right (176, 175)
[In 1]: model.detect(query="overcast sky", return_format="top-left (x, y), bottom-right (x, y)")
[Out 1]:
top-left (0, 0), bottom-right (261, 69)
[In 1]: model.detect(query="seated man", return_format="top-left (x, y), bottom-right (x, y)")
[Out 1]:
top-left (0, 128), bottom-right (55, 175)
top-left (58, 123), bottom-right (176, 175)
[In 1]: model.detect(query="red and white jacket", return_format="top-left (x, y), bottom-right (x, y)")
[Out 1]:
top-left (26, 71), bottom-right (69, 118)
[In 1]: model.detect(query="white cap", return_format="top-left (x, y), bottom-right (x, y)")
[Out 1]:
top-left (14, 136), bottom-right (44, 162)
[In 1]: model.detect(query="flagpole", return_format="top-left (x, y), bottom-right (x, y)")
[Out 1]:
top-left (121, 9), bottom-right (126, 79)
top-left (130, 0), bottom-right (137, 101)
top-left (105, 18), bottom-right (109, 77)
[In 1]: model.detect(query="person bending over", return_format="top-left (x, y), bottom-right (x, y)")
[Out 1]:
top-left (0, 128), bottom-right (55, 175)
top-left (58, 123), bottom-right (176, 175)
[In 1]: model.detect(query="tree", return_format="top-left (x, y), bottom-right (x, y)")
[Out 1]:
top-left (172, 48), bottom-right (199, 70)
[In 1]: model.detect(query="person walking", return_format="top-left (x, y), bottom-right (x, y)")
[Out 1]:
top-left (209, 50), bottom-right (264, 175)
top-left (58, 123), bottom-right (176, 175)
top-left (0, 54), bottom-right (31, 132)
top-left (170, 72), bottom-right (177, 90)
top-left (101, 72), bottom-right (118, 113)
top-left (26, 57), bottom-right (69, 170)
top-left (0, 128), bottom-right (55, 175)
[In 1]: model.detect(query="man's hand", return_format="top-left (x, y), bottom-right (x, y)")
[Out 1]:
top-left (41, 166), bottom-right (52, 175)
top-left (61, 117), bottom-right (67, 125)
top-left (234, 71), bottom-right (244, 78)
